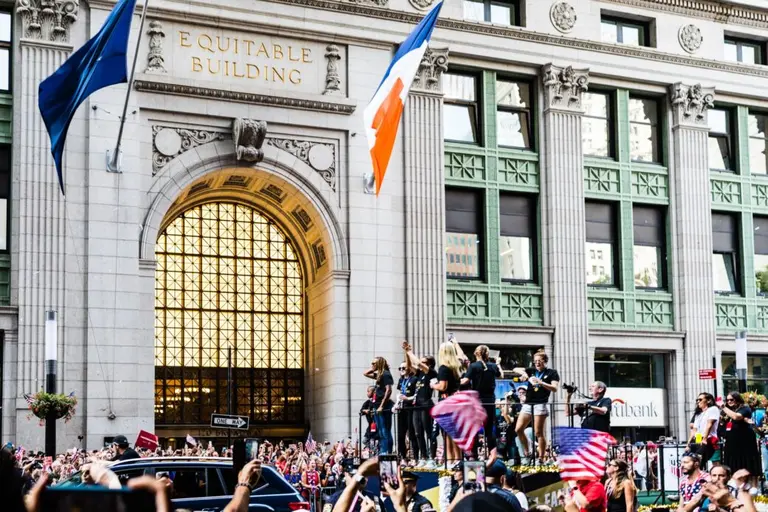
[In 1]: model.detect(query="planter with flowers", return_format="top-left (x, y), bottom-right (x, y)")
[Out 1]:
top-left (24, 391), bottom-right (77, 425)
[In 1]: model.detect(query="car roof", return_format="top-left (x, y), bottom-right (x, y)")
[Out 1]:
top-left (111, 457), bottom-right (233, 467)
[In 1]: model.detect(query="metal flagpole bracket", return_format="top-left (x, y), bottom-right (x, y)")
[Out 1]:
top-left (362, 173), bottom-right (375, 195)
top-left (106, 149), bottom-right (123, 173)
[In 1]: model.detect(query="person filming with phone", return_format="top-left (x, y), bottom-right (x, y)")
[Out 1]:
top-left (565, 381), bottom-right (612, 433)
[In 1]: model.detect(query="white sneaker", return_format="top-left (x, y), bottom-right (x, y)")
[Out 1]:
top-left (425, 460), bottom-right (437, 469)
top-left (416, 460), bottom-right (426, 468)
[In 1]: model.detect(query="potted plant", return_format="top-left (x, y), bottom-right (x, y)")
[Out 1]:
top-left (24, 391), bottom-right (77, 425)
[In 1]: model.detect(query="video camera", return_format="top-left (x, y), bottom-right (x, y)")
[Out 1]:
top-left (563, 382), bottom-right (578, 394)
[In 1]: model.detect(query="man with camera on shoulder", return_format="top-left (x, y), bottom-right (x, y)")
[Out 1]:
top-left (565, 381), bottom-right (612, 433)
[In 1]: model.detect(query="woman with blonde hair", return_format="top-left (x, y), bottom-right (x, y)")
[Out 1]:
top-left (363, 356), bottom-right (394, 454)
top-left (431, 341), bottom-right (462, 464)
top-left (461, 344), bottom-right (501, 454)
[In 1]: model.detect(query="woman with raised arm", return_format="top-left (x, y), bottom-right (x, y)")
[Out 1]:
top-left (403, 341), bottom-right (438, 466)
top-left (511, 349), bottom-right (559, 463)
top-left (431, 341), bottom-right (462, 465)
top-left (363, 357), bottom-right (394, 454)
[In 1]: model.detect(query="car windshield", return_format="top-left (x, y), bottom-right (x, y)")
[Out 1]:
top-left (56, 471), bottom-right (83, 487)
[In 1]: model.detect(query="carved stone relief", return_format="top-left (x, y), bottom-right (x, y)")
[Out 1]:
top-left (678, 24), bottom-right (703, 54)
top-left (542, 64), bottom-right (589, 112)
top-left (323, 44), bottom-right (342, 96)
top-left (267, 138), bottom-right (337, 191)
top-left (152, 126), bottom-right (227, 176)
top-left (145, 20), bottom-right (167, 73)
top-left (151, 126), bottom-right (338, 190)
top-left (346, 0), bottom-right (388, 6)
top-left (550, 2), bottom-right (577, 33)
top-left (412, 47), bottom-right (449, 93)
top-left (16, 0), bottom-right (79, 43)
top-left (670, 83), bottom-right (715, 128)
top-left (233, 118), bottom-right (268, 163)
top-left (408, 0), bottom-right (435, 10)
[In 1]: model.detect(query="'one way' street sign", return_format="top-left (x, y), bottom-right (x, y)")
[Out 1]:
top-left (210, 413), bottom-right (250, 430)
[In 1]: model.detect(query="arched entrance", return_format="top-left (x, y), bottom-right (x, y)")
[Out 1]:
top-left (153, 199), bottom-right (306, 443)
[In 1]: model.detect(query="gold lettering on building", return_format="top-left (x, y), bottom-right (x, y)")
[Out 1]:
top-left (177, 30), bottom-right (315, 86)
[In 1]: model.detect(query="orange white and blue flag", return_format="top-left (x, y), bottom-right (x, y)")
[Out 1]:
top-left (363, 1), bottom-right (443, 196)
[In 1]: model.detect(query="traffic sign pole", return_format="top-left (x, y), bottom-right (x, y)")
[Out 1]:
top-left (712, 356), bottom-right (717, 402)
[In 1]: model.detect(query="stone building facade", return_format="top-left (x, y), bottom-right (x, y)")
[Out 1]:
top-left (3, 0), bottom-right (768, 448)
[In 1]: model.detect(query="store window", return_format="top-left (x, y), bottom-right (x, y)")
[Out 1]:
top-left (586, 201), bottom-right (617, 286)
top-left (755, 216), bottom-right (768, 294)
top-left (443, 73), bottom-right (479, 144)
top-left (600, 15), bottom-right (652, 47)
top-left (496, 79), bottom-right (532, 149)
top-left (0, 11), bottom-right (9, 92)
top-left (445, 187), bottom-right (483, 279)
top-left (708, 109), bottom-right (734, 172)
top-left (463, 0), bottom-right (520, 25)
top-left (748, 112), bottom-right (768, 175)
top-left (633, 205), bottom-right (665, 289)
top-left (594, 353), bottom-right (666, 388)
top-left (628, 96), bottom-right (660, 163)
top-left (499, 193), bottom-right (535, 282)
top-left (722, 354), bottom-right (768, 396)
top-left (712, 212), bottom-right (740, 294)
top-left (724, 36), bottom-right (765, 65)
top-left (582, 92), bottom-right (613, 158)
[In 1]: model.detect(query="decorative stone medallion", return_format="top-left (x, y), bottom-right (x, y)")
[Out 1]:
top-left (678, 24), bottom-right (703, 54)
top-left (154, 128), bottom-right (182, 157)
top-left (308, 144), bottom-right (334, 173)
top-left (408, 0), bottom-right (435, 10)
top-left (550, 2), bottom-right (577, 33)
top-left (267, 138), bottom-right (337, 191)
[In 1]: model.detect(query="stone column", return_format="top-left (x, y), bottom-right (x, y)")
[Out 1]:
top-left (403, 48), bottom-right (449, 357)
top-left (541, 64), bottom-right (591, 390)
top-left (669, 83), bottom-right (717, 414)
top-left (13, 0), bottom-right (80, 449)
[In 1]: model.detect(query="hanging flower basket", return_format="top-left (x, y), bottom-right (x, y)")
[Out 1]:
top-left (24, 391), bottom-right (77, 425)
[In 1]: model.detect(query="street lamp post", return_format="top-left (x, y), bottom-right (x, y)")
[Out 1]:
top-left (45, 311), bottom-right (57, 457)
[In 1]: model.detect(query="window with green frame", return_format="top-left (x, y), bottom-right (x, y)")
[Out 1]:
top-left (754, 215), bottom-right (768, 295)
top-left (633, 205), bottom-right (666, 289)
top-left (724, 36), bottom-right (765, 65)
top-left (582, 91), bottom-right (613, 158)
top-left (0, 146), bottom-right (8, 251)
top-left (443, 73), bottom-right (480, 144)
top-left (586, 201), bottom-right (619, 287)
top-left (499, 193), bottom-right (536, 283)
top-left (463, 0), bottom-right (521, 26)
top-left (708, 108), bottom-right (735, 172)
top-left (722, 354), bottom-right (768, 396)
top-left (495, 78), bottom-right (532, 150)
top-left (712, 212), bottom-right (741, 294)
top-left (748, 111), bottom-right (768, 175)
top-left (0, 11), bottom-right (9, 92)
top-left (600, 14), bottom-right (652, 47)
top-left (595, 353), bottom-right (666, 388)
top-left (445, 187), bottom-right (483, 279)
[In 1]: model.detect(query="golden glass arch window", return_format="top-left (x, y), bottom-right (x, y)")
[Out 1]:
top-left (154, 201), bottom-right (304, 425)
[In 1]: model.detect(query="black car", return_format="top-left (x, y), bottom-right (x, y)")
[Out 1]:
top-left (57, 457), bottom-right (308, 512)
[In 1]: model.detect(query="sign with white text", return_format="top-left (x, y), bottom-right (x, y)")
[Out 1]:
top-left (609, 387), bottom-right (667, 427)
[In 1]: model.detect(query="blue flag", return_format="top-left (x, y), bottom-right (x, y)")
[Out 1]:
top-left (38, 0), bottom-right (137, 194)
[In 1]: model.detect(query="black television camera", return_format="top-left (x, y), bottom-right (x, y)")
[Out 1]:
top-left (563, 382), bottom-right (578, 394)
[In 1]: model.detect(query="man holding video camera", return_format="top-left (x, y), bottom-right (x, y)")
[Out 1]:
top-left (564, 381), bottom-right (612, 433)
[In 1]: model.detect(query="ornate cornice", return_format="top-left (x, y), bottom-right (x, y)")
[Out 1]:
top-left (542, 64), bottom-right (589, 113)
top-left (134, 79), bottom-right (357, 115)
top-left (670, 82), bottom-right (715, 129)
top-left (601, 0), bottom-right (768, 30)
top-left (265, 0), bottom-right (768, 80)
top-left (412, 47), bottom-right (448, 93)
top-left (16, 0), bottom-right (79, 43)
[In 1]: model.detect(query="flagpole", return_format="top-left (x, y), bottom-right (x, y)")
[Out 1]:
top-left (107, 0), bottom-right (150, 173)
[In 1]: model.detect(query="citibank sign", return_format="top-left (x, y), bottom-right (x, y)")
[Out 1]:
top-left (609, 387), bottom-right (667, 427)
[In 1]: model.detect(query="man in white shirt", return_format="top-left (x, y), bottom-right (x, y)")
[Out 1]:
top-left (688, 393), bottom-right (720, 465)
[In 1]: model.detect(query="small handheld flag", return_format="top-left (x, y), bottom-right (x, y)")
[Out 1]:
top-left (305, 432), bottom-right (317, 454)
top-left (38, 0), bottom-right (138, 194)
top-left (554, 427), bottom-right (615, 481)
top-left (363, 1), bottom-right (443, 196)
top-left (430, 390), bottom-right (486, 452)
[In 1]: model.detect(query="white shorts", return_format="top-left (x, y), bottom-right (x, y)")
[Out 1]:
top-left (519, 404), bottom-right (549, 416)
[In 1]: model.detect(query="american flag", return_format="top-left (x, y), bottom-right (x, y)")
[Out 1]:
top-left (430, 390), bottom-right (487, 452)
top-left (554, 427), bottom-right (615, 481)
top-left (305, 432), bottom-right (317, 454)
